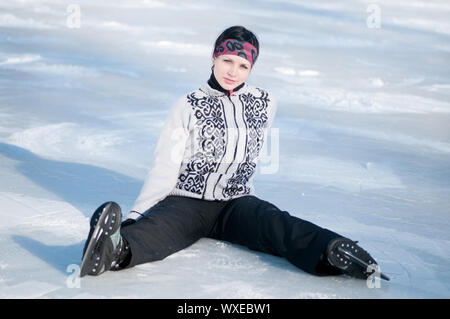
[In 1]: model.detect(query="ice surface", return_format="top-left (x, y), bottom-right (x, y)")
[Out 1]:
top-left (0, 0), bottom-right (449, 298)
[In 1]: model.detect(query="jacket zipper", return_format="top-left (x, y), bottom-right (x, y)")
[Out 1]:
top-left (225, 94), bottom-right (239, 175)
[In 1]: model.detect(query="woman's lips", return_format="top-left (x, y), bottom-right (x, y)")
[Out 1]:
top-left (224, 78), bottom-right (235, 84)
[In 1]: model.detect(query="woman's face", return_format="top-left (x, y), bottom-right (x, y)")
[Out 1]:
top-left (212, 54), bottom-right (252, 91)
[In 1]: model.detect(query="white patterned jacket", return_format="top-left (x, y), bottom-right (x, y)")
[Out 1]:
top-left (128, 80), bottom-right (277, 218)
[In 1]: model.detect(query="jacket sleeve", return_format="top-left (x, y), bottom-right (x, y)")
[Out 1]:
top-left (127, 96), bottom-right (191, 219)
top-left (259, 92), bottom-right (278, 175)
top-left (265, 92), bottom-right (277, 133)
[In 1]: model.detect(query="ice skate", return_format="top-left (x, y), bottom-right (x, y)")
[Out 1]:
top-left (327, 237), bottom-right (390, 281)
top-left (80, 202), bottom-right (129, 277)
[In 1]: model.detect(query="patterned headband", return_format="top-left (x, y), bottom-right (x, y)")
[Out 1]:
top-left (213, 39), bottom-right (258, 67)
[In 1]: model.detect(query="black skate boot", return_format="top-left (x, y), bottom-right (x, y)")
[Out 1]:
top-left (326, 237), bottom-right (389, 281)
top-left (80, 201), bottom-right (130, 277)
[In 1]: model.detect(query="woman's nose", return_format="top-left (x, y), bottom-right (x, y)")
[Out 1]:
top-left (227, 65), bottom-right (238, 76)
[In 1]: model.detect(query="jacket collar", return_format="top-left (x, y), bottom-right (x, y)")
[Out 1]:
top-left (201, 72), bottom-right (247, 97)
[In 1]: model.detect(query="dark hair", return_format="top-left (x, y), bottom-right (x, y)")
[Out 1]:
top-left (213, 26), bottom-right (260, 63)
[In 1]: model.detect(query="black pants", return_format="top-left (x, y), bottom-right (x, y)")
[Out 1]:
top-left (120, 195), bottom-right (342, 276)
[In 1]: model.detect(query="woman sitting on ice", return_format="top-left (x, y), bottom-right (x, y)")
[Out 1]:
top-left (80, 25), bottom-right (389, 282)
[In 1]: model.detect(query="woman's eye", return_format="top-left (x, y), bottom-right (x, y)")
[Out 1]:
top-left (241, 65), bottom-right (248, 69)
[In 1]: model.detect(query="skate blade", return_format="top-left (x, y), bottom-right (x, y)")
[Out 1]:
top-left (337, 246), bottom-right (390, 281)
